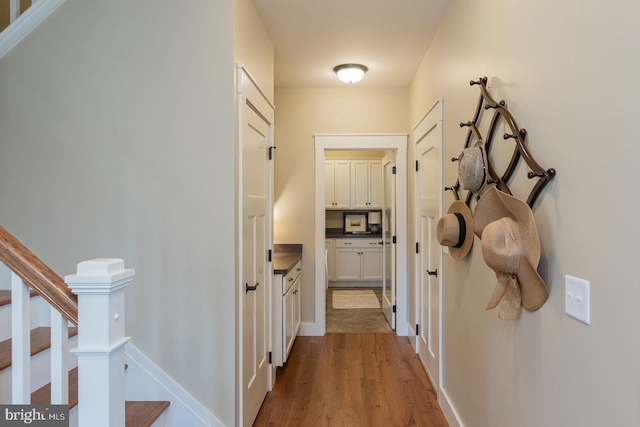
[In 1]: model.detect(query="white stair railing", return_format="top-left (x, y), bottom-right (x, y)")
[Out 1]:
top-left (5, 255), bottom-right (133, 426)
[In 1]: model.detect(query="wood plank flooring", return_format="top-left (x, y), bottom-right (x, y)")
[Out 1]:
top-left (254, 333), bottom-right (448, 427)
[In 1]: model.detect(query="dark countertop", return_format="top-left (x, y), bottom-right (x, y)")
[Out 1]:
top-left (325, 228), bottom-right (383, 239)
top-left (273, 244), bottom-right (302, 275)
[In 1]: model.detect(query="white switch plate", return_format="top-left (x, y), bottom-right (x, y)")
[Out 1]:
top-left (565, 275), bottom-right (590, 325)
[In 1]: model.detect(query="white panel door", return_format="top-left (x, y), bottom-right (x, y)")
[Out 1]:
top-left (415, 102), bottom-right (442, 391)
top-left (382, 154), bottom-right (396, 329)
top-left (240, 70), bottom-right (273, 426)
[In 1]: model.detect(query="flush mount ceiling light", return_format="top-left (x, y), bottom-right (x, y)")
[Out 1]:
top-left (333, 64), bottom-right (368, 84)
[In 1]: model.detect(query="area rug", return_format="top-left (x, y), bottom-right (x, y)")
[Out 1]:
top-left (332, 290), bottom-right (380, 309)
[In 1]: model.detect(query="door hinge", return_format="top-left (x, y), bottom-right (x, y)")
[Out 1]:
top-left (268, 249), bottom-right (272, 262)
top-left (268, 146), bottom-right (277, 160)
top-left (392, 236), bottom-right (396, 244)
top-left (392, 166), bottom-right (396, 174)
top-left (268, 351), bottom-right (272, 364)
top-left (416, 242), bottom-right (419, 254)
top-left (416, 324), bottom-right (419, 335)
top-left (392, 304), bottom-right (396, 313)
top-left (415, 160), bottom-right (419, 171)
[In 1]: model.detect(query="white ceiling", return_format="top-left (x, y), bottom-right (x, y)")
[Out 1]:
top-left (252, 0), bottom-right (452, 88)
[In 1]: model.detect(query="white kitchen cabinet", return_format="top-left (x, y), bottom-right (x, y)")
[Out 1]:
top-left (274, 260), bottom-right (302, 366)
top-left (351, 160), bottom-right (382, 209)
top-left (325, 160), bottom-right (351, 209)
top-left (334, 238), bottom-right (383, 281)
top-left (325, 239), bottom-right (335, 282)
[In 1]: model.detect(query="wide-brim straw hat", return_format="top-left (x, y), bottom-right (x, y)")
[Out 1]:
top-left (458, 141), bottom-right (488, 192)
top-left (474, 187), bottom-right (547, 311)
top-left (437, 200), bottom-right (474, 261)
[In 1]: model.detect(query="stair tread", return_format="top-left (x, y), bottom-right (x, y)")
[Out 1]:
top-left (32, 366), bottom-right (79, 406)
top-left (0, 326), bottom-right (78, 371)
top-left (126, 401), bottom-right (171, 427)
top-left (0, 289), bottom-right (38, 307)
top-left (33, 366), bottom-right (169, 427)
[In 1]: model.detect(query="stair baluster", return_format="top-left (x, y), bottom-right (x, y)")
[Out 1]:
top-left (10, 272), bottom-right (30, 403)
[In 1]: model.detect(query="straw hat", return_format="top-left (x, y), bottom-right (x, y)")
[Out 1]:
top-left (474, 187), bottom-right (547, 312)
top-left (437, 200), bottom-right (474, 260)
top-left (458, 142), bottom-right (488, 192)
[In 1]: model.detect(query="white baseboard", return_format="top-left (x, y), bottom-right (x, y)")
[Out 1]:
top-left (125, 343), bottom-right (224, 427)
top-left (439, 386), bottom-right (463, 427)
top-left (298, 321), bottom-right (323, 336)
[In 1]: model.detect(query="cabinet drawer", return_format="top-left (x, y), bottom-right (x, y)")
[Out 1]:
top-left (335, 238), bottom-right (382, 249)
top-left (283, 261), bottom-right (302, 294)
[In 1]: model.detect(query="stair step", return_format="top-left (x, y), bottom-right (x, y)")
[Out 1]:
top-left (0, 326), bottom-right (78, 371)
top-left (32, 367), bottom-right (168, 426)
top-left (0, 289), bottom-right (38, 306)
top-left (125, 401), bottom-right (171, 427)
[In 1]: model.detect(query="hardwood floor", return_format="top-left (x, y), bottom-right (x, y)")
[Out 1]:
top-left (254, 333), bottom-right (448, 427)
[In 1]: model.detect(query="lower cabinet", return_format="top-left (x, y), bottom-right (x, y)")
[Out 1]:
top-left (274, 260), bottom-right (301, 366)
top-left (334, 238), bottom-right (383, 281)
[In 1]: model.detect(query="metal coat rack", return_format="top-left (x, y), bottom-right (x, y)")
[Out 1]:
top-left (445, 76), bottom-right (556, 208)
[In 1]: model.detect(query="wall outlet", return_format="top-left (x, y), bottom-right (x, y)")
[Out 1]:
top-left (565, 275), bottom-right (590, 325)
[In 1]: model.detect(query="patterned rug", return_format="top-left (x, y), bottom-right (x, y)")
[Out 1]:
top-left (332, 289), bottom-right (381, 309)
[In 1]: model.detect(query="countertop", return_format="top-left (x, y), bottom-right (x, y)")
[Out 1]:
top-left (325, 228), bottom-right (383, 239)
top-left (273, 244), bottom-right (302, 275)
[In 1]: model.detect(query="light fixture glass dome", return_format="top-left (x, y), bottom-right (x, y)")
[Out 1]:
top-left (333, 64), bottom-right (368, 84)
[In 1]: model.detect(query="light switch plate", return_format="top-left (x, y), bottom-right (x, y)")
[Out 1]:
top-left (565, 275), bottom-right (590, 325)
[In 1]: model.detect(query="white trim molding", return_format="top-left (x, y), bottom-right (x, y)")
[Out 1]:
top-left (312, 133), bottom-right (408, 337)
top-left (0, 0), bottom-right (66, 60)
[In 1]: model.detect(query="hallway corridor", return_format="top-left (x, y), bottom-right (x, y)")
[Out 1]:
top-left (254, 333), bottom-right (448, 426)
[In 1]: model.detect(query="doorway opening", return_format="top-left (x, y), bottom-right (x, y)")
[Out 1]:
top-left (312, 134), bottom-right (408, 337)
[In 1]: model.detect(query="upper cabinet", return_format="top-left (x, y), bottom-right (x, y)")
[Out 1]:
top-left (351, 159), bottom-right (382, 209)
top-left (326, 158), bottom-right (383, 210)
top-left (325, 160), bottom-right (351, 209)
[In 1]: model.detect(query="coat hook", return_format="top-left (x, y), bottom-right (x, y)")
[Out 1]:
top-left (459, 121), bottom-right (472, 127)
top-left (487, 179), bottom-right (500, 184)
top-left (503, 132), bottom-right (517, 139)
top-left (444, 186), bottom-right (455, 191)
top-left (470, 79), bottom-right (482, 86)
top-left (527, 171), bottom-right (547, 179)
top-left (485, 100), bottom-right (506, 110)
top-left (452, 156), bottom-right (460, 162)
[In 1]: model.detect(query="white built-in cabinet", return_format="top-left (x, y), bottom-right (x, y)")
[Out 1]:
top-left (325, 239), bottom-right (335, 282)
top-left (274, 260), bottom-right (301, 366)
top-left (334, 238), bottom-right (383, 281)
top-left (325, 160), bottom-right (351, 208)
top-left (325, 159), bottom-right (382, 210)
top-left (351, 159), bottom-right (383, 209)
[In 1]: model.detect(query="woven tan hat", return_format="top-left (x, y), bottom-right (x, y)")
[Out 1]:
top-left (437, 201), bottom-right (474, 260)
top-left (457, 142), bottom-right (487, 192)
top-left (474, 187), bottom-right (547, 313)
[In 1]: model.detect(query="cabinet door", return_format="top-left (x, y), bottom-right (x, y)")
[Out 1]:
top-left (368, 160), bottom-right (383, 208)
top-left (361, 248), bottom-right (383, 280)
top-left (293, 279), bottom-right (301, 337)
top-left (325, 239), bottom-right (335, 282)
top-left (325, 161), bottom-right (336, 208)
top-left (335, 248), bottom-right (361, 280)
top-left (350, 160), bottom-right (369, 208)
top-left (333, 160), bottom-right (351, 208)
top-left (283, 284), bottom-right (294, 362)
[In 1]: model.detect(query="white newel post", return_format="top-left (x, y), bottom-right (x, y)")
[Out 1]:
top-left (65, 258), bottom-right (134, 427)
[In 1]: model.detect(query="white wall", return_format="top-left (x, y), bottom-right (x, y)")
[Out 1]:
top-left (408, 0), bottom-right (640, 426)
top-left (0, 0), bottom-right (236, 424)
top-left (273, 87), bottom-right (408, 323)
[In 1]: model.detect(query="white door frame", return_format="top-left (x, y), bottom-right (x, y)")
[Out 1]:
top-left (309, 134), bottom-right (408, 336)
